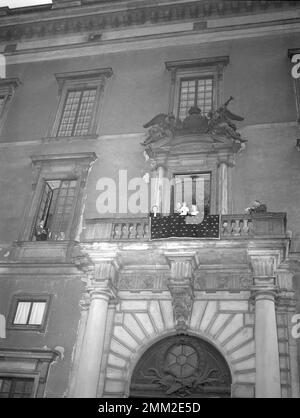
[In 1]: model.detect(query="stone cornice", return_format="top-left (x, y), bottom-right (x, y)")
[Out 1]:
top-left (0, 1), bottom-right (299, 44)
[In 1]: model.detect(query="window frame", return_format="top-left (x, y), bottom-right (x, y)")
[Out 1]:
top-left (47, 68), bottom-right (113, 140)
top-left (0, 349), bottom-right (58, 398)
top-left (172, 171), bottom-right (212, 215)
top-left (0, 373), bottom-right (38, 398)
top-left (17, 152), bottom-right (97, 243)
top-left (7, 294), bottom-right (52, 332)
top-left (32, 177), bottom-right (79, 241)
top-left (165, 56), bottom-right (229, 118)
top-left (177, 75), bottom-right (214, 120)
top-left (0, 78), bottom-right (20, 133)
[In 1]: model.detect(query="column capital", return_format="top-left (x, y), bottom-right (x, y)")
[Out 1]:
top-left (248, 250), bottom-right (282, 278)
top-left (217, 154), bottom-right (235, 168)
top-left (87, 285), bottom-right (116, 302)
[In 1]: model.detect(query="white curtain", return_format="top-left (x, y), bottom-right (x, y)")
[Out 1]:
top-left (13, 302), bottom-right (31, 324)
top-left (28, 302), bottom-right (46, 325)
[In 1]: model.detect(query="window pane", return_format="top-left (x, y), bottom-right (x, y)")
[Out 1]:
top-left (0, 378), bottom-right (34, 398)
top-left (13, 302), bottom-right (31, 324)
top-left (178, 77), bottom-right (213, 120)
top-left (57, 88), bottom-right (96, 137)
top-left (28, 302), bottom-right (46, 325)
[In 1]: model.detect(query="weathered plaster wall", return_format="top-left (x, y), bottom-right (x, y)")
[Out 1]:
top-left (0, 273), bottom-right (84, 397)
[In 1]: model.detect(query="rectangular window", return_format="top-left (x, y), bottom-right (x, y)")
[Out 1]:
top-left (0, 377), bottom-right (34, 398)
top-left (13, 301), bottom-right (47, 326)
top-left (178, 77), bottom-right (213, 120)
top-left (8, 295), bottom-right (51, 331)
top-left (33, 179), bottom-right (77, 241)
top-left (57, 88), bottom-right (97, 137)
top-left (173, 172), bottom-right (211, 215)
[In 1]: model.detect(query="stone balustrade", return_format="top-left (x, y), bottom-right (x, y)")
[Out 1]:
top-left (220, 212), bottom-right (286, 238)
top-left (82, 212), bottom-right (287, 241)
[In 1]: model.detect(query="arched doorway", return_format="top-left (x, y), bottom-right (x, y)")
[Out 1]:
top-left (130, 335), bottom-right (232, 398)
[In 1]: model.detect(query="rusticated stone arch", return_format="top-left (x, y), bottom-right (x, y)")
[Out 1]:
top-left (103, 298), bottom-right (255, 398)
top-left (128, 333), bottom-right (232, 398)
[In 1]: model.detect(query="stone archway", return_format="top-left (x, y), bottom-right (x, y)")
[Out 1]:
top-left (129, 334), bottom-right (232, 398)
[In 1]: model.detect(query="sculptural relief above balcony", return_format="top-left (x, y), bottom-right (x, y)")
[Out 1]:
top-left (141, 96), bottom-right (247, 166)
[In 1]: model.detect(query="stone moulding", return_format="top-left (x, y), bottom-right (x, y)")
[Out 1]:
top-left (0, 1), bottom-right (298, 43)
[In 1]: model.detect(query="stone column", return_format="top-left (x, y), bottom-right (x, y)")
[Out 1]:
top-left (67, 293), bottom-right (90, 397)
top-left (96, 299), bottom-right (118, 397)
top-left (249, 250), bottom-right (282, 398)
top-left (71, 255), bottom-right (119, 398)
top-left (152, 165), bottom-right (165, 213)
top-left (218, 157), bottom-right (235, 215)
top-left (218, 161), bottom-right (228, 214)
top-left (253, 284), bottom-right (281, 398)
top-left (72, 287), bottom-right (112, 398)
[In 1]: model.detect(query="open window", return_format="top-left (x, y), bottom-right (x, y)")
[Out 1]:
top-left (0, 78), bottom-right (20, 133)
top-left (173, 172), bottom-right (211, 215)
top-left (17, 153), bottom-right (97, 243)
top-left (33, 179), bottom-right (78, 241)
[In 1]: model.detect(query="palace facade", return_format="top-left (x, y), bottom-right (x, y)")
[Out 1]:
top-left (0, 0), bottom-right (300, 398)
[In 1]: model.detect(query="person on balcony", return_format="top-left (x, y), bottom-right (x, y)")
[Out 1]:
top-left (179, 202), bottom-right (189, 216)
top-left (35, 220), bottom-right (48, 241)
top-left (245, 200), bottom-right (267, 214)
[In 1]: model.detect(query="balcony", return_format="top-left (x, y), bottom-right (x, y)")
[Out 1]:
top-left (81, 212), bottom-right (287, 242)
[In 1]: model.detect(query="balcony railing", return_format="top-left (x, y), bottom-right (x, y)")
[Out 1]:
top-left (82, 212), bottom-right (287, 242)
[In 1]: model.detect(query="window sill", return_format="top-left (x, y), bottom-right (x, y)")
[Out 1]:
top-left (7, 325), bottom-right (46, 333)
top-left (10, 240), bottom-right (77, 263)
top-left (42, 134), bottom-right (99, 143)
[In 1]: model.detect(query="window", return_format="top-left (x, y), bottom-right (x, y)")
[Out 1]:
top-left (0, 78), bottom-right (20, 132)
top-left (8, 295), bottom-right (51, 331)
top-left (48, 68), bottom-right (113, 139)
top-left (57, 89), bottom-right (97, 137)
top-left (0, 349), bottom-right (58, 398)
top-left (0, 376), bottom-right (34, 398)
top-left (13, 301), bottom-right (47, 326)
top-left (165, 56), bottom-right (229, 119)
top-left (178, 77), bottom-right (213, 120)
top-left (17, 153), bottom-right (97, 245)
top-left (33, 179), bottom-right (78, 241)
top-left (173, 172), bottom-right (211, 215)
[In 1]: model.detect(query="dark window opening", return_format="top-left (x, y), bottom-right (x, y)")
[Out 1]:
top-left (33, 179), bottom-right (77, 241)
top-left (173, 172), bottom-right (211, 216)
top-left (0, 377), bottom-right (34, 398)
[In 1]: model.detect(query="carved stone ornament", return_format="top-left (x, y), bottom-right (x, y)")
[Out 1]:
top-left (168, 278), bottom-right (194, 332)
top-left (142, 97), bottom-right (246, 157)
top-left (130, 335), bottom-right (232, 398)
top-left (0, 2), bottom-right (297, 43)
